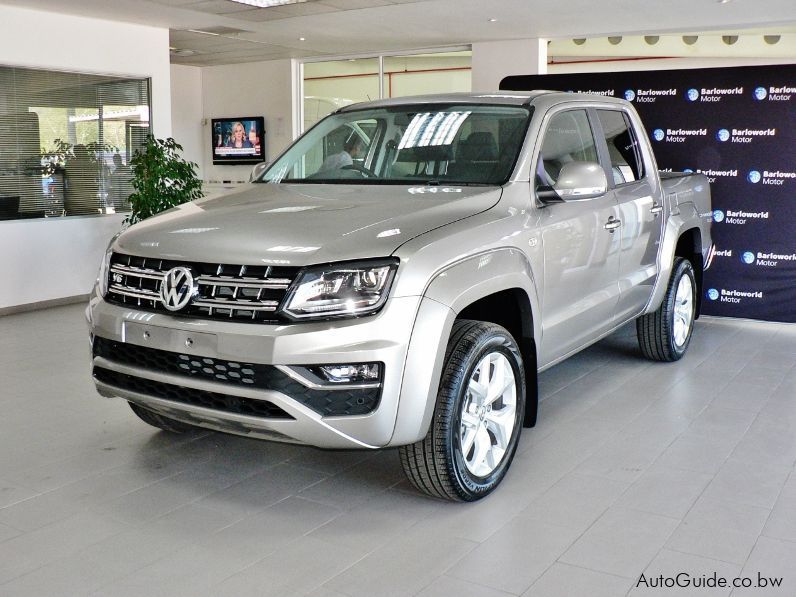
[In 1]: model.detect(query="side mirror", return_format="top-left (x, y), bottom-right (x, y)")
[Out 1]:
top-left (552, 161), bottom-right (608, 200)
top-left (249, 161), bottom-right (271, 182)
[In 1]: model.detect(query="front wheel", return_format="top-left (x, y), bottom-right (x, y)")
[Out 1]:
top-left (637, 257), bottom-right (696, 362)
top-left (399, 320), bottom-right (525, 501)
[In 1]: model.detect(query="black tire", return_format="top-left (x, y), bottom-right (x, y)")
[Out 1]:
top-left (399, 320), bottom-right (525, 501)
top-left (128, 402), bottom-right (196, 433)
top-left (637, 257), bottom-right (697, 362)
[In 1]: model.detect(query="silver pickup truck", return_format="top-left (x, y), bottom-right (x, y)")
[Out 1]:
top-left (87, 92), bottom-right (711, 501)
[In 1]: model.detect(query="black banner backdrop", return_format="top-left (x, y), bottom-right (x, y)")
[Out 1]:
top-left (502, 64), bottom-right (796, 323)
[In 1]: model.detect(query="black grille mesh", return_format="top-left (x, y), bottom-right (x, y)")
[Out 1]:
top-left (93, 337), bottom-right (381, 417)
top-left (93, 367), bottom-right (293, 419)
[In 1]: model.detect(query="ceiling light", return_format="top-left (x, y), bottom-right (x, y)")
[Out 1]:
top-left (228, 0), bottom-right (305, 7)
top-left (488, 18), bottom-right (497, 22)
top-left (298, 37), bottom-right (306, 41)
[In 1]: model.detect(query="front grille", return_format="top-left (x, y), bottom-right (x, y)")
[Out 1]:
top-left (93, 367), bottom-right (294, 419)
top-left (105, 253), bottom-right (300, 323)
top-left (93, 337), bottom-right (382, 417)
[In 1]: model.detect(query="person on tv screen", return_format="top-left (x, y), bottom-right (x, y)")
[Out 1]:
top-left (226, 121), bottom-right (253, 149)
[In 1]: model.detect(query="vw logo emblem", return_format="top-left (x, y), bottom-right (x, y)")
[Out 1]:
top-left (160, 267), bottom-right (197, 311)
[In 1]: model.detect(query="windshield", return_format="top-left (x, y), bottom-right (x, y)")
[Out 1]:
top-left (258, 104), bottom-right (531, 186)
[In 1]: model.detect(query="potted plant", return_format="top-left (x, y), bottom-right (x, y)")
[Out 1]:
top-left (126, 136), bottom-right (203, 225)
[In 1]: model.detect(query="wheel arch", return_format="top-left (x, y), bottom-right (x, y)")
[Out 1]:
top-left (424, 248), bottom-right (540, 429)
top-left (389, 248), bottom-right (542, 447)
top-left (644, 213), bottom-right (705, 316)
top-left (457, 289), bottom-right (538, 429)
top-left (674, 227), bottom-right (704, 318)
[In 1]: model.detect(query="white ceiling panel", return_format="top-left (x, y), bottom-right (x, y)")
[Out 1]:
top-left (1, 0), bottom-right (794, 65)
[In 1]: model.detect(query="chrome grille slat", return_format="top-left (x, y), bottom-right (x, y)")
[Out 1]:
top-left (202, 298), bottom-right (279, 312)
top-left (111, 287), bottom-right (160, 301)
top-left (110, 264), bottom-right (163, 280)
top-left (196, 276), bottom-right (291, 290)
top-left (106, 253), bottom-right (297, 323)
top-left (193, 299), bottom-right (278, 312)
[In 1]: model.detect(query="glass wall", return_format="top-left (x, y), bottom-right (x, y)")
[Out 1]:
top-left (301, 50), bottom-right (471, 132)
top-left (0, 66), bottom-right (150, 220)
top-left (303, 58), bottom-right (379, 130)
top-left (384, 51), bottom-right (471, 98)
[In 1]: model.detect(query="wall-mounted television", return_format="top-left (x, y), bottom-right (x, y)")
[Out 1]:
top-left (211, 116), bottom-right (265, 165)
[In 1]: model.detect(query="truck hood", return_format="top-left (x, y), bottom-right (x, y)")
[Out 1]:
top-left (115, 183), bottom-right (501, 266)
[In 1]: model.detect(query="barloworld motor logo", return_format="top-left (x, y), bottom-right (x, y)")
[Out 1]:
top-left (652, 129), bottom-right (665, 142)
top-left (748, 170), bottom-right (762, 184)
top-left (687, 88), bottom-right (700, 101)
top-left (754, 86), bottom-right (768, 100)
top-left (713, 209), bottom-right (725, 222)
top-left (742, 251), bottom-right (756, 264)
top-left (624, 89), bottom-right (636, 101)
top-left (707, 288), bottom-right (719, 301)
top-left (716, 129), bottom-right (730, 142)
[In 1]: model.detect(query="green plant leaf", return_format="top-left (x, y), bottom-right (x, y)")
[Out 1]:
top-left (125, 135), bottom-right (203, 225)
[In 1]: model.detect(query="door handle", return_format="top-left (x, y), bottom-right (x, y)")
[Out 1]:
top-left (604, 217), bottom-right (621, 232)
top-left (650, 203), bottom-right (663, 216)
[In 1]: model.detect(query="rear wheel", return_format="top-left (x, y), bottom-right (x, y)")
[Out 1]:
top-left (637, 257), bottom-right (696, 362)
top-left (399, 320), bottom-right (525, 501)
top-left (128, 402), bottom-right (196, 433)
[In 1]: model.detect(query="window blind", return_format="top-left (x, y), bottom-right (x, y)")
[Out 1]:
top-left (0, 65), bottom-right (150, 220)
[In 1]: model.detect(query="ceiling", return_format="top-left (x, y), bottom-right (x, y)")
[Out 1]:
top-left (1, 0), bottom-right (795, 66)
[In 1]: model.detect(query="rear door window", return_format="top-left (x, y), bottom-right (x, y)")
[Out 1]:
top-left (596, 110), bottom-right (645, 185)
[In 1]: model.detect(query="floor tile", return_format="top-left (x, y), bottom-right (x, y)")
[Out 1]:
top-left (522, 562), bottom-right (633, 597)
top-left (701, 457), bottom-right (791, 510)
top-left (731, 537), bottom-right (796, 596)
top-left (418, 575), bottom-right (515, 597)
top-left (559, 506), bottom-right (679, 579)
top-left (446, 517), bottom-right (584, 594)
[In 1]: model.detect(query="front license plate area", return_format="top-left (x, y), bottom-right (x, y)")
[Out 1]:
top-left (123, 321), bottom-right (218, 355)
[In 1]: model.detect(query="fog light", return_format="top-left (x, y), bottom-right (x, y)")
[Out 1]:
top-left (318, 363), bottom-right (381, 383)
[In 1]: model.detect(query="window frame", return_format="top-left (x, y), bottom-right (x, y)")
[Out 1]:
top-left (591, 107), bottom-right (648, 189)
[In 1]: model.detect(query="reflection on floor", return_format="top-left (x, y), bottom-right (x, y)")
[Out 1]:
top-left (0, 304), bottom-right (795, 596)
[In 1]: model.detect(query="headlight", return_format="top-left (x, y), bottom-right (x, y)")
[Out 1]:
top-left (281, 259), bottom-right (398, 320)
top-left (97, 233), bottom-right (120, 298)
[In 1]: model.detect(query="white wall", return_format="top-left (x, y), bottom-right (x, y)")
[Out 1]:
top-left (170, 64), bottom-right (204, 178)
top-left (199, 59), bottom-right (294, 183)
top-left (471, 39), bottom-right (547, 92)
top-left (0, 5), bottom-right (172, 309)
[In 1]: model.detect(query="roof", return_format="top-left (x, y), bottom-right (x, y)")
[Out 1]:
top-left (336, 91), bottom-right (552, 112)
top-left (336, 90), bottom-right (629, 112)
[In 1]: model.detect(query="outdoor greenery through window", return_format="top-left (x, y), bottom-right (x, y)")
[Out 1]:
top-left (260, 104), bottom-right (530, 186)
top-left (0, 66), bottom-right (150, 220)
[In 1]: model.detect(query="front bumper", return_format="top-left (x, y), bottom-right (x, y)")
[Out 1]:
top-left (86, 293), bottom-right (442, 449)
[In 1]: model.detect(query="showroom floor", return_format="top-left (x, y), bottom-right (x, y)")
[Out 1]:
top-left (0, 304), bottom-right (795, 596)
